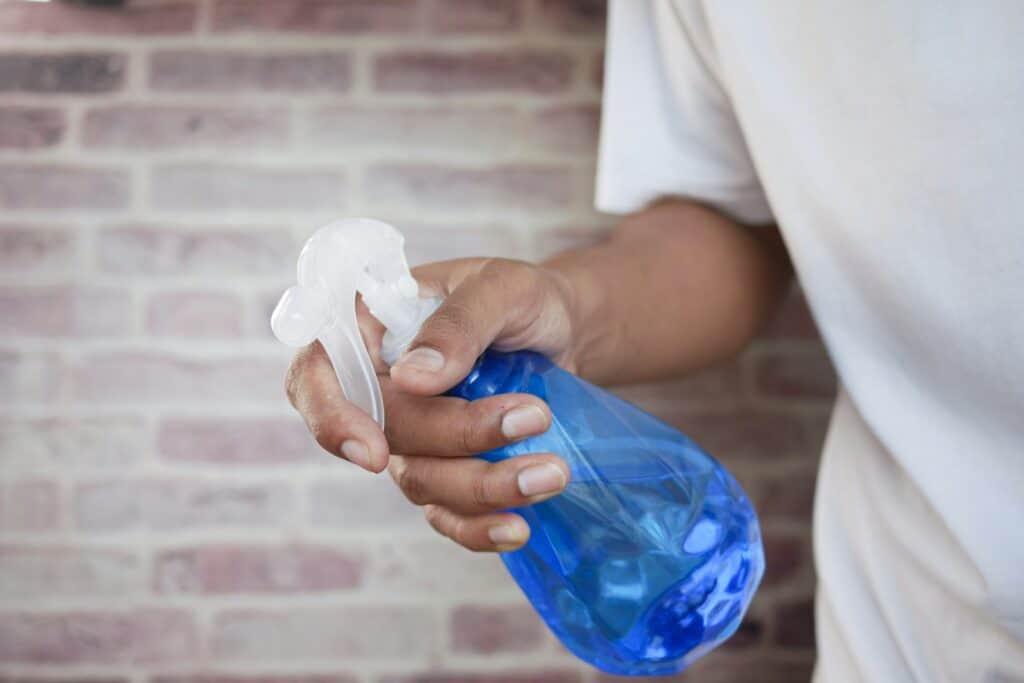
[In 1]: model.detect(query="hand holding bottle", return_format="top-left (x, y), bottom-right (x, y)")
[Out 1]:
top-left (276, 210), bottom-right (779, 674)
top-left (284, 257), bottom-right (581, 551)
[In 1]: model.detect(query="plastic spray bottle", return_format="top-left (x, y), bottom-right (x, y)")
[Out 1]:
top-left (271, 218), bottom-right (764, 676)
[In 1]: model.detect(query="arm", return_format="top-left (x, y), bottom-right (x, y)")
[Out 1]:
top-left (284, 198), bottom-right (792, 553)
top-left (549, 199), bottom-right (792, 386)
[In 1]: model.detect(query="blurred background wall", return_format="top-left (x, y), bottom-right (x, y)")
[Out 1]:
top-left (0, 1), bottom-right (835, 681)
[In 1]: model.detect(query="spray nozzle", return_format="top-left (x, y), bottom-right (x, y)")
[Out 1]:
top-left (271, 218), bottom-right (441, 429)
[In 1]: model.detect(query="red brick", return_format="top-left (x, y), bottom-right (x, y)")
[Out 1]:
top-left (381, 673), bottom-right (582, 683)
top-left (762, 533), bottom-right (806, 587)
top-left (0, 226), bottom-right (75, 272)
top-left (0, 677), bottom-right (127, 683)
top-left (762, 286), bottom-right (820, 340)
top-left (72, 350), bottom-right (287, 404)
top-left (0, 164), bottom-right (130, 210)
top-left (450, 604), bottom-right (544, 654)
top-left (532, 0), bottom-right (606, 35)
top-left (369, 538), bottom-right (518, 597)
top-left (97, 226), bottom-right (294, 277)
top-left (366, 164), bottom-right (571, 211)
top-left (74, 479), bottom-right (292, 532)
top-left (153, 677), bottom-right (357, 683)
top-left (753, 348), bottom-right (837, 400)
top-left (0, 107), bottom-right (65, 149)
top-left (151, 164), bottom-right (345, 212)
top-left (84, 105), bottom-right (287, 149)
top-left (213, 0), bottom-right (416, 33)
top-left (669, 410), bottom-right (813, 466)
top-left (592, 49), bottom-right (604, 90)
top-left (306, 104), bottom-right (595, 157)
top-left (0, 52), bottom-right (125, 94)
top-left (774, 597), bottom-right (816, 649)
top-left (154, 544), bottom-right (364, 594)
top-left (757, 471), bottom-right (817, 521)
top-left (806, 411), bottom-right (830, 453)
top-left (0, 350), bottom-right (63, 405)
top-left (146, 290), bottom-right (244, 337)
top-left (596, 652), bottom-right (814, 683)
top-left (158, 417), bottom-right (316, 465)
top-left (531, 104), bottom-right (601, 154)
top-left (0, 609), bottom-right (197, 664)
top-left (532, 224), bottom-right (610, 261)
top-left (720, 616), bottom-right (764, 650)
top-left (309, 476), bottom-right (422, 529)
top-left (0, 480), bottom-right (59, 532)
top-left (150, 50), bottom-right (351, 93)
top-left (0, 1), bottom-right (195, 34)
top-left (431, 0), bottom-right (524, 33)
top-left (0, 546), bottom-right (143, 598)
top-left (305, 105), bottom-right (522, 154)
top-left (401, 224), bottom-right (523, 265)
top-left (0, 286), bottom-right (132, 338)
top-left (212, 606), bottom-right (438, 660)
top-left (374, 51), bottom-right (572, 94)
top-left (0, 416), bottom-right (147, 471)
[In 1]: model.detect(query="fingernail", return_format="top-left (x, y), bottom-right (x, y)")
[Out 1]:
top-left (501, 405), bottom-right (548, 440)
top-left (394, 347), bottom-right (445, 374)
top-left (488, 523), bottom-right (527, 548)
top-left (518, 463), bottom-right (566, 497)
top-left (340, 439), bottom-right (371, 469)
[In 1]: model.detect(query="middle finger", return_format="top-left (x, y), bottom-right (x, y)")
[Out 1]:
top-left (388, 452), bottom-right (570, 515)
top-left (381, 377), bottom-right (551, 457)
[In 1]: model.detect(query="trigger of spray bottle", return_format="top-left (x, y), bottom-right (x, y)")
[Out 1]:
top-left (270, 218), bottom-right (442, 428)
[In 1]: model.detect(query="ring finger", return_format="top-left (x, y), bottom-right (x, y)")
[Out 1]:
top-left (388, 452), bottom-right (570, 515)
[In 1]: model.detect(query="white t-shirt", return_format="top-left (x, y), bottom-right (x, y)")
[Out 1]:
top-left (596, 2), bottom-right (1024, 681)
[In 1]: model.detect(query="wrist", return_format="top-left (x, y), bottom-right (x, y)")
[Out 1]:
top-left (541, 257), bottom-right (618, 382)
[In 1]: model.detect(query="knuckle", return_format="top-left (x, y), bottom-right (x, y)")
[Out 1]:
top-left (426, 303), bottom-right (480, 352)
top-left (381, 414), bottom-right (399, 447)
top-left (396, 463), bottom-right (429, 505)
top-left (454, 399), bottom-right (499, 455)
top-left (423, 504), bottom-right (446, 533)
top-left (307, 410), bottom-right (355, 454)
top-left (482, 258), bottom-right (534, 293)
top-left (479, 256), bottom-right (521, 278)
top-left (457, 416), bottom-right (479, 456)
top-left (307, 415), bottom-right (335, 452)
top-left (471, 472), bottom-right (499, 509)
top-left (479, 259), bottom-right (545, 320)
top-left (379, 394), bottom-right (403, 446)
top-left (450, 515), bottom-right (474, 550)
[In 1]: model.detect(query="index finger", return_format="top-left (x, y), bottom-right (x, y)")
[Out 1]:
top-left (286, 341), bottom-right (391, 472)
top-left (381, 378), bottom-right (551, 457)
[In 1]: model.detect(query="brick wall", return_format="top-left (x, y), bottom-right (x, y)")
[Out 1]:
top-left (0, 1), bottom-right (835, 682)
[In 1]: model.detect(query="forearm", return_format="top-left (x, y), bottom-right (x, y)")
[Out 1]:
top-left (545, 199), bottom-right (792, 385)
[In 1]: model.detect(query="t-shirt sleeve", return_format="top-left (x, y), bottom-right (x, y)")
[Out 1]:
top-left (595, 0), bottom-right (774, 225)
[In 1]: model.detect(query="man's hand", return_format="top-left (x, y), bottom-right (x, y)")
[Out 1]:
top-left (285, 258), bottom-right (580, 552)
top-left (285, 200), bottom-right (792, 553)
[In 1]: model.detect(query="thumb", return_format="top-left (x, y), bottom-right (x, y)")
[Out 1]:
top-left (390, 265), bottom-right (521, 395)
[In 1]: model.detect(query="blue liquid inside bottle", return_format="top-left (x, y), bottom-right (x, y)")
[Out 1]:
top-left (447, 350), bottom-right (764, 676)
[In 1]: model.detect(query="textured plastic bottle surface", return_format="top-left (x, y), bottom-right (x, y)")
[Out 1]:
top-left (448, 349), bottom-right (765, 676)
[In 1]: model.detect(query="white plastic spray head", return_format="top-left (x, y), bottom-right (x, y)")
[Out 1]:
top-left (271, 218), bottom-right (441, 429)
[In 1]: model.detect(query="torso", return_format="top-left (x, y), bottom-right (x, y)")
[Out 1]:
top-left (662, 2), bottom-right (1024, 680)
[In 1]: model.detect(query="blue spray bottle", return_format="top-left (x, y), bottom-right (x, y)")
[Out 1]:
top-left (271, 219), bottom-right (764, 676)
